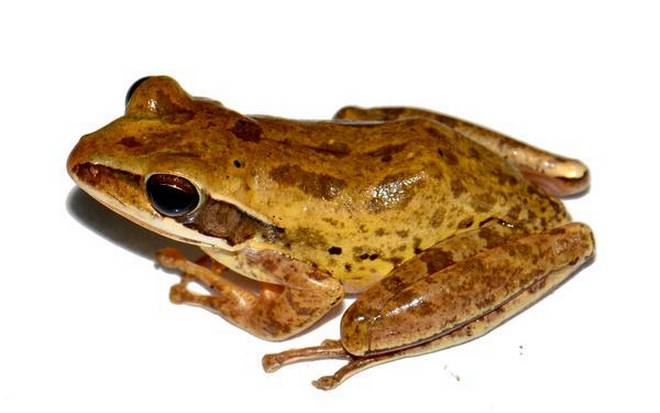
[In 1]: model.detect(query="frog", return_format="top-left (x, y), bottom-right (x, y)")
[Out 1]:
top-left (67, 76), bottom-right (595, 390)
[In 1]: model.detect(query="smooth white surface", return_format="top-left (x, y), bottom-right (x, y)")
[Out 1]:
top-left (1, 1), bottom-right (658, 412)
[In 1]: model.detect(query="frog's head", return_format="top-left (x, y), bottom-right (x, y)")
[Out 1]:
top-left (67, 76), bottom-right (282, 251)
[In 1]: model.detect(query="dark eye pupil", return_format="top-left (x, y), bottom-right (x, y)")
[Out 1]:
top-left (146, 174), bottom-right (199, 217)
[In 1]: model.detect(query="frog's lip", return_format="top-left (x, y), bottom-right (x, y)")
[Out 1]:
top-left (75, 176), bottom-right (226, 248)
top-left (68, 163), bottom-right (246, 251)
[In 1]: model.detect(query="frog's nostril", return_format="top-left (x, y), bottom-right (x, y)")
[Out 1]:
top-left (125, 76), bottom-right (152, 107)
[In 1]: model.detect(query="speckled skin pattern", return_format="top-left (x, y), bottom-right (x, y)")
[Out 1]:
top-left (67, 76), bottom-right (595, 389)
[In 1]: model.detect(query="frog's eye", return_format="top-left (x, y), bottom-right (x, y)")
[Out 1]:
top-left (125, 76), bottom-right (151, 107)
top-left (146, 174), bottom-right (200, 217)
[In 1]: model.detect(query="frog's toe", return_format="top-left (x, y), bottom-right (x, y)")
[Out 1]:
top-left (312, 375), bottom-right (340, 391)
top-left (169, 283), bottom-right (189, 304)
top-left (155, 247), bottom-right (187, 268)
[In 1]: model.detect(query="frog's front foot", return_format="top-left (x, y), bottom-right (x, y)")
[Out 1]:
top-left (156, 250), bottom-right (226, 304)
top-left (155, 247), bottom-right (344, 341)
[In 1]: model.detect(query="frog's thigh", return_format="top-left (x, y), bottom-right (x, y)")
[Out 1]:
top-left (344, 222), bottom-right (594, 356)
top-left (156, 249), bottom-right (343, 341)
top-left (339, 219), bottom-right (527, 352)
top-left (312, 257), bottom-right (584, 390)
top-left (334, 105), bottom-right (589, 197)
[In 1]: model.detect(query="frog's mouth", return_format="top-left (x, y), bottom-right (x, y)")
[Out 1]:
top-left (69, 162), bottom-right (283, 250)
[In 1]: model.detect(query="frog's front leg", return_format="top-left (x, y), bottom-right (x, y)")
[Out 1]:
top-left (156, 248), bottom-right (343, 341)
top-left (264, 222), bottom-right (594, 389)
top-left (334, 106), bottom-right (589, 197)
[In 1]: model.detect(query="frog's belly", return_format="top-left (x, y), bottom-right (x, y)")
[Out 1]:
top-left (202, 246), bottom-right (386, 294)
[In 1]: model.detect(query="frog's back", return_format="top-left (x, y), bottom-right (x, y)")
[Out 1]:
top-left (239, 115), bottom-right (567, 291)
top-left (68, 76), bottom-right (568, 293)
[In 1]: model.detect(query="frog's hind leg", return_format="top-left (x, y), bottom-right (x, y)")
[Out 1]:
top-left (156, 248), bottom-right (343, 341)
top-left (264, 222), bottom-right (595, 389)
top-left (271, 263), bottom-right (580, 390)
top-left (334, 106), bottom-right (589, 197)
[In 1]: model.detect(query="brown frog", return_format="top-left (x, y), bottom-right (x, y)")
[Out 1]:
top-left (67, 76), bottom-right (595, 389)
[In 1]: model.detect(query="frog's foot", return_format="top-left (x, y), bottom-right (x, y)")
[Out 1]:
top-left (156, 248), bottom-right (344, 341)
top-left (265, 222), bottom-right (595, 389)
top-left (263, 339), bottom-right (420, 390)
top-left (165, 254), bottom-right (226, 304)
top-left (262, 339), bottom-right (350, 373)
top-left (334, 106), bottom-right (589, 197)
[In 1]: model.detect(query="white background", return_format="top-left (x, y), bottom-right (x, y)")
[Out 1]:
top-left (1, 1), bottom-right (658, 412)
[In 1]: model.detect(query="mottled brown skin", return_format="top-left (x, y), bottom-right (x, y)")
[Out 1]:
top-left (334, 106), bottom-right (591, 196)
top-left (264, 222), bottom-right (594, 389)
top-left (67, 76), bottom-right (595, 389)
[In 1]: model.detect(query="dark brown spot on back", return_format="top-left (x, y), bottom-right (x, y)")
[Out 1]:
top-left (478, 226), bottom-right (508, 248)
top-left (366, 143), bottom-right (407, 162)
top-left (458, 217), bottom-right (474, 229)
top-left (313, 141), bottom-right (352, 157)
top-left (443, 149), bottom-right (459, 165)
top-left (353, 246), bottom-right (383, 262)
top-left (507, 205), bottom-right (522, 220)
top-left (385, 256), bottom-right (404, 266)
top-left (270, 165), bottom-right (346, 200)
top-left (425, 126), bottom-right (448, 140)
top-left (413, 237), bottom-right (423, 254)
top-left (451, 179), bottom-right (467, 197)
top-left (470, 192), bottom-right (497, 213)
top-left (230, 118), bottom-right (262, 142)
top-left (322, 217), bottom-right (339, 226)
top-left (118, 136), bottom-right (141, 148)
top-left (430, 207), bottom-right (446, 227)
top-left (286, 227), bottom-right (329, 250)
